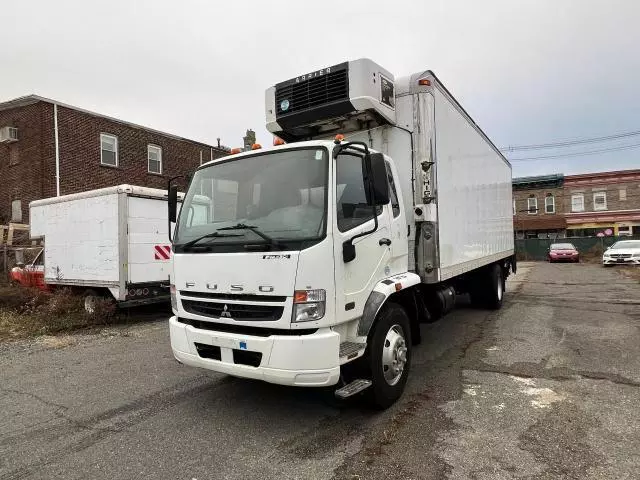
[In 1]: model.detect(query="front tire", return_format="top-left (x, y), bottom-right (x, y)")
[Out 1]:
top-left (367, 303), bottom-right (412, 409)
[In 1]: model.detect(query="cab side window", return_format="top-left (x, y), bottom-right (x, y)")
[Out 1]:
top-left (336, 154), bottom-right (383, 232)
top-left (385, 162), bottom-right (400, 218)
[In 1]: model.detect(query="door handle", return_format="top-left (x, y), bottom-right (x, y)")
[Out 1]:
top-left (379, 238), bottom-right (392, 246)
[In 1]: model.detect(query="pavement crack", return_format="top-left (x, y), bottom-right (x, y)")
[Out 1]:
top-left (0, 387), bottom-right (69, 413)
top-left (464, 365), bottom-right (640, 388)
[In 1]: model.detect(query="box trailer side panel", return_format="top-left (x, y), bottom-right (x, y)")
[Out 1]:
top-left (33, 193), bottom-right (121, 285)
top-left (127, 195), bottom-right (172, 284)
top-left (432, 86), bottom-right (514, 281)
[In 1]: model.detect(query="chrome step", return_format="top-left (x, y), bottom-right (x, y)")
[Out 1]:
top-left (335, 379), bottom-right (372, 399)
top-left (339, 341), bottom-right (366, 359)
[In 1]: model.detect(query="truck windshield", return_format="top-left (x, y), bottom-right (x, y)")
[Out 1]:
top-left (174, 147), bottom-right (328, 251)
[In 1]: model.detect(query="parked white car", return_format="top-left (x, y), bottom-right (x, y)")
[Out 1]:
top-left (602, 240), bottom-right (640, 266)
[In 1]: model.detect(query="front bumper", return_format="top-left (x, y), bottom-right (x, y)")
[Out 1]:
top-left (169, 316), bottom-right (341, 387)
top-left (550, 255), bottom-right (579, 262)
top-left (603, 257), bottom-right (640, 265)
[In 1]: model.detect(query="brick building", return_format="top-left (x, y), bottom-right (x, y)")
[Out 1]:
top-left (512, 174), bottom-right (567, 239)
top-left (563, 169), bottom-right (640, 237)
top-left (0, 95), bottom-right (228, 223)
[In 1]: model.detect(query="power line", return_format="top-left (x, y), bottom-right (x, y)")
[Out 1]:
top-left (509, 142), bottom-right (640, 162)
top-left (500, 129), bottom-right (640, 152)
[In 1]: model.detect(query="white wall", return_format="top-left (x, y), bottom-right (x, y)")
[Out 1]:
top-left (127, 196), bottom-right (172, 284)
top-left (433, 87), bottom-right (514, 276)
top-left (32, 193), bottom-right (120, 284)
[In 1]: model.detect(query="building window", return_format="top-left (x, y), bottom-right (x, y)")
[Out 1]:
top-left (513, 199), bottom-right (516, 216)
top-left (11, 199), bottom-right (22, 222)
top-left (527, 196), bottom-right (537, 215)
top-left (593, 192), bottom-right (607, 211)
top-left (571, 194), bottom-right (584, 212)
top-left (618, 225), bottom-right (632, 236)
top-left (148, 145), bottom-right (162, 174)
top-left (545, 194), bottom-right (555, 214)
top-left (9, 145), bottom-right (19, 166)
top-left (100, 133), bottom-right (118, 167)
top-left (619, 188), bottom-right (627, 201)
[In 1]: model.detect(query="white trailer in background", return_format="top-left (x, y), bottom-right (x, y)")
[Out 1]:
top-left (30, 185), bottom-right (178, 311)
top-left (168, 59), bottom-right (515, 408)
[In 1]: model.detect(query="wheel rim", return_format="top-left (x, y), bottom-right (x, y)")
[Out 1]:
top-left (497, 274), bottom-right (503, 301)
top-left (381, 324), bottom-right (408, 386)
top-left (85, 296), bottom-right (97, 314)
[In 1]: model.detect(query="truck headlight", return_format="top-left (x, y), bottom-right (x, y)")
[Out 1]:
top-left (170, 284), bottom-right (178, 314)
top-left (292, 289), bottom-right (326, 323)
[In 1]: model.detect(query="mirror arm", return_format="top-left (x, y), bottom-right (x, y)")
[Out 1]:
top-left (167, 175), bottom-right (186, 243)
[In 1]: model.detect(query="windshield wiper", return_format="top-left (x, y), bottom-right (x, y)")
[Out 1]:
top-left (180, 231), bottom-right (243, 250)
top-left (217, 223), bottom-right (283, 248)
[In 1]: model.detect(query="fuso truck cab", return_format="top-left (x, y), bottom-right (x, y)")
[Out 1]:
top-left (168, 59), bottom-right (515, 408)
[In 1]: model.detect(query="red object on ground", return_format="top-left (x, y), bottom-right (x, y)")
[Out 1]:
top-left (9, 250), bottom-right (51, 291)
top-left (10, 265), bottom-right (49, 290)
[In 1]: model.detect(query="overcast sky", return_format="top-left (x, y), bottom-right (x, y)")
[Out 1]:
top-left (2, 0), bottom-right (639, 177)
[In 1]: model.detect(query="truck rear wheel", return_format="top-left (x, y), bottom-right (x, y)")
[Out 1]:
top-left (469, 264), bottom-right (503, 310)
top-left (83, 290), bottom-right (100, 314)
top-left (367, 303), bottom-right (412, 409)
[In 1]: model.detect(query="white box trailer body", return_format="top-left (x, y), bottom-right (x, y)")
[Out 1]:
top-left (169, 59), bottom-right (515, 408)
top-left (30, 185), bottom-right (174, 306)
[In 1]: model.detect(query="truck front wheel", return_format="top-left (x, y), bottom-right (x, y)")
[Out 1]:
top-left (368, 303), bottom-right (412, 409)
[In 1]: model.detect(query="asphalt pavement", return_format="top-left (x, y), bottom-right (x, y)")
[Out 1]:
top-left (1, 262), bottom-right (639, 480)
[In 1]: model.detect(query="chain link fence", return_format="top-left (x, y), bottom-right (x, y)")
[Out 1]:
top-left (515, 235), bottom-right (640, 261)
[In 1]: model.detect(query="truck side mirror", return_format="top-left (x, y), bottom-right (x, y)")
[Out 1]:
top-left (168, 185), bottom-right (178, 223)
top-left (367, 153), bottom-right (390, 205)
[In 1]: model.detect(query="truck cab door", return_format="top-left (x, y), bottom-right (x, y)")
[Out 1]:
top-left (333, 153), bottom-right (392, 323)
top-left (385, 160), bottom-right (409, 275)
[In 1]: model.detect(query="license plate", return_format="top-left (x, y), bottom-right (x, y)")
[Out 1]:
top-left (617, 259), bottom-right (625, 263)
top-left (210, 336), bottom-right (239, 349)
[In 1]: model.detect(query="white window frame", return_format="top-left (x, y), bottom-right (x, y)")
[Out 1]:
top-left (513, 199), bottom-right (516, 216)
top-left (147, 144), bottom-right (163, 175)
top-left (571, 194), bottom-right (584, 212)
top-left (618, 225), bottom-right (632, 236)
top-left (593, 191), bottom-right (607, 211)
top-left (527, 196), bottom-right (537, 215)
top-left (545, 195), bottom-right (555, 214)
top-left (100, 133), bottom-right (118, 167)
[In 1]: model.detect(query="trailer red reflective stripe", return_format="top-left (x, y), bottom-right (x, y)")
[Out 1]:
top-left (154, 245), bottom-right (171, 260)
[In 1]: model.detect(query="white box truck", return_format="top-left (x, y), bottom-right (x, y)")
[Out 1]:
top-left (168, 59), bottom-right (515, 408)
top-left (30, 185), bottom-right (179, 312)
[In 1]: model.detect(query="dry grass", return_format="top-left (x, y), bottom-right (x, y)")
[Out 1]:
top-left (0, 285), bottom-right (118, 341)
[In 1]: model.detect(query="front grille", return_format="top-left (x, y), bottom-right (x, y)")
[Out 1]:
top-left (180, 291), bottom-right (286, 303)
top-left (610, 254), bottom-right (632, 259)
top-left (177, 318), bottom-right (318, 337)
top-left (182, 300), bottom-right (283, 321)
top-left (276, 69), bottom-right (348, 116)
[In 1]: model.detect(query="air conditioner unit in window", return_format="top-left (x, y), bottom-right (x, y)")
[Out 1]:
top-left (0, 126), bottom-right (18, 143)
